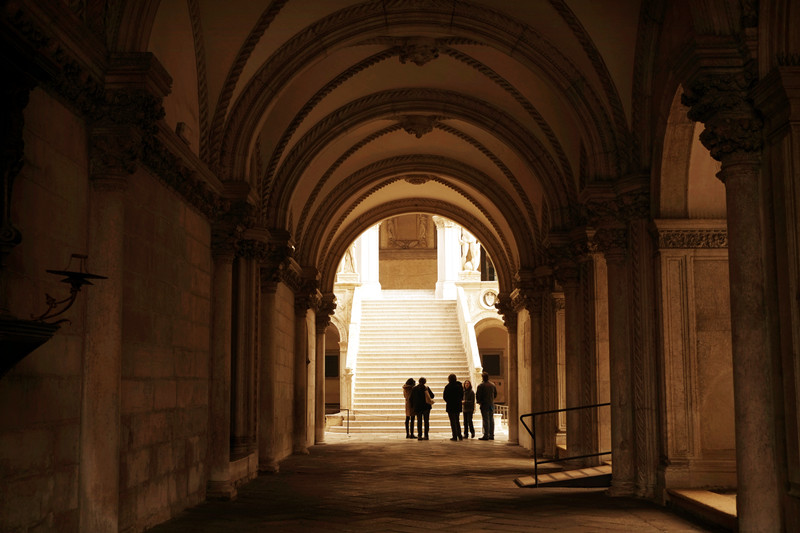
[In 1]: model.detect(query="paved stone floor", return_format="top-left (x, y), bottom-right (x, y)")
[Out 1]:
top-left (149, 431), bottom-right (714, 532)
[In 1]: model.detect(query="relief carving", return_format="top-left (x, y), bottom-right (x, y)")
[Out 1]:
top-left (398, 38), bottom-right (439, 66)
top-left (398, 115), bottom-right (437, 138)
top-left (657, 229), bottom-right (728, 249)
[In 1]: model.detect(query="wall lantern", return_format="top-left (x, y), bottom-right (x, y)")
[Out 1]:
top-left (0, 254), bottom-right (106, 378)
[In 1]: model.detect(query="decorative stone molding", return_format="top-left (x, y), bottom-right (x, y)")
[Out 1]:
top-left (652, 219), bottom-right (728, 249)
top-left (398, 115), bottom-right (438, 138)
top-left (592, 227), bottom-right (629, 257)
top-left (398, 38), bottom-right (440, 66)
top-left (657, 229), bottom-right (728, 249)
top-left (403, 174), bottom-right (433, 185)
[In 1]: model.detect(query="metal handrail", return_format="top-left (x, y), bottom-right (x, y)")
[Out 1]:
top-left (520, 402), bottom-right (611, 487)
top-left (340, 408), bottom-right (351, 435)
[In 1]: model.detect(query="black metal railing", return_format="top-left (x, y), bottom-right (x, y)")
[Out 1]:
top-left (520, 402), bottom-right (611, 487)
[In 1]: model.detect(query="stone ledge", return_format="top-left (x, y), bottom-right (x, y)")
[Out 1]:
top-left (667, 488), bottom-right (737, 531)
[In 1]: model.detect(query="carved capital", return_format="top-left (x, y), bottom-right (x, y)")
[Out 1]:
top-left (511, 287), bottom-right (542, 315)
top-left (592, 227), bottom-right (628, 258)
top-left (89, 125), bottom-right (142, 177)
top-left (210, 201), bottom-right (256, 257)
top-left (682, 69), bottom-right (762, 162)
top-left (316, 293), bottom-right (337, 334)
top-left (495, 294), bottom-right (517, 330)
top-left (294, 280), bottom-right (321, 317)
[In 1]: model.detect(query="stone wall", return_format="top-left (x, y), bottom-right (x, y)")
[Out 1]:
top-left (657, 235), bottom-right (735, 488)
top-left (379, 256), bottom-right (437, 290)
top-left (0, 89), bottom-right (89, 532)
top-left (118, 171), bottom-right (212, 530)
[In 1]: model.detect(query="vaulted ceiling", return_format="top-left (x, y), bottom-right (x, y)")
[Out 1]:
top-left (143, 0), bottom-right (647, 290)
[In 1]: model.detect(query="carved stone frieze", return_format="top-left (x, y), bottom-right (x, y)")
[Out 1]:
top-left (657, 229), bottom-right (728, 249)
top-left (89, 125), bottom-right (142, 177)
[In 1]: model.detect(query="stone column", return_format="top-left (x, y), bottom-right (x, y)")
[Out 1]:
top-left (556, 263), bottom-right (586, 463)
top-left (257, 240), bottom-right (292, 473)
top-left (596, 228), bottom-right (636, 496)
top-left (315, 293), bottom-right (336, 444)
top-left (497, 294), bottom-right (518, 443)
top-left (207, 241), bottom-right (236, 499)
top-left (80, 168), bottom-right (127, 532)
top-left (230, 256), bottom-right (255, 459)
top-left (684, 64), bottom-right (782, 530)
top-left (293, 298), bottom-right (310, 455)
top-left (433, 216), bottom-right (461, 299)
top-left (552, 293), bottom-right (567, 450)
top-left (754, 66), bottom-right (800, 529)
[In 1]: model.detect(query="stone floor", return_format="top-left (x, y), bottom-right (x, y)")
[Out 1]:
top-left (149, 431), bottom-right (717, 532)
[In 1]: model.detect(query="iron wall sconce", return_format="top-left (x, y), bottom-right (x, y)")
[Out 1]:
top-left (0, 253), bottom-right (106, 378)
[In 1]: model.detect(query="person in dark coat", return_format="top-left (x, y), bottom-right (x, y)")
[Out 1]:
top-left (443, 373), bottom-right (464, 441)
top-left (462, 379), bottom-right (475, 438)
top-left (476, 371), bottom-right (497, 440)
top-left (403, 378), bottom-right (416, 438)
top-left (410, 376), bottom-right (434, 440)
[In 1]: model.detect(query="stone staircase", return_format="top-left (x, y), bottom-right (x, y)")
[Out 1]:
top-left (329, 290), bottom-right (472, 434)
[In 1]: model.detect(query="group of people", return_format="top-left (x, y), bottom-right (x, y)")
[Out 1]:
top-left (402, 372), bottom-right (498, 441)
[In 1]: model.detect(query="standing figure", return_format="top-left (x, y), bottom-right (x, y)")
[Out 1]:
top-left (402, 378), bottom-right (416, 439)
top-left (476, 371), bottom-right (497, 440)
top-left (443, 374), bottom-right (464, 441)
top-left (410, 377), bottom-right (434, 440)
top-left (462, 379), bottom-right (475, 438)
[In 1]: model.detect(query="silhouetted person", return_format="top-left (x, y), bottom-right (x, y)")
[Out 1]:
top-left (410, 376), bottom-right (434, 440)
top-left (476, 371), bottom-right (497, 440)
top-left (403, 378), bottom-right (416, 438)
top-left (462, 379), bottom-right (475, 438)
top-left (443, 373), bottom-right (464, 441)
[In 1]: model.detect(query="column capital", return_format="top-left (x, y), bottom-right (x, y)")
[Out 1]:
top-left (681, 61), bottom-right (762, 170)
top-left (495, 293), bottom-right (517, 331)
top-left (315, 293), bottom-right (337, 334)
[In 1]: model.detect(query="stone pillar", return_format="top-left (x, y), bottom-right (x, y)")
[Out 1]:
top-left (684, 64), bottom-right (783, 530)
top-left (80, 168), bottom-right (126, 532)
top-left (597, 228), bottom-right (636, 496)
top-left (556, 263), bottom-right (586, 462)
top-left (230, 255), bottom-right (256, 459)
top-left (358, 224), bottom-right (381, 298)
top-left (257, 240), bottom-right (292, 473)
top-left (433, 216), bottom-right (461, 299)
top-left (315, 293), bottom-right (336, 444)
top-left (553, 293), bottom-right (567, 449)
top-left (754, 66), bottom-right (800, 530)
top-left (293, 299), bottom-right (310, 455)
top-left (497, 294), bottom-right (518, 443)
top-left (207, 242), bottom-right (236, 499)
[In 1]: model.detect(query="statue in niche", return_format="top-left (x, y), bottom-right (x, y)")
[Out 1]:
top-left (460, 228), bottom-right (480, 272)
top-left (386, 218), bottom-right (397, 247)
top-left (338, 244), bottom-right (356, 273)
top-left (417, 214), bottom-right (427, 247)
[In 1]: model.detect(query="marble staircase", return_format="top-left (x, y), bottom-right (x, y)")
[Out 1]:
top-left (329, 290), bottom-right (471, 434)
